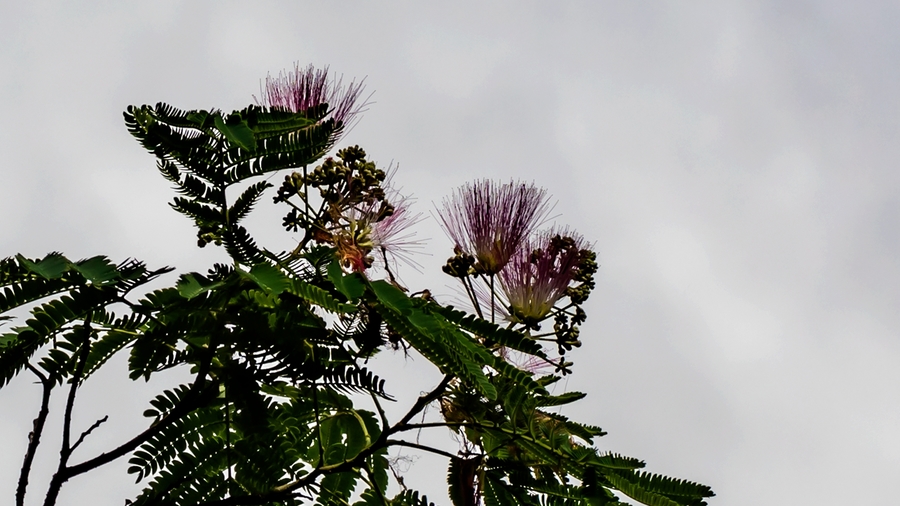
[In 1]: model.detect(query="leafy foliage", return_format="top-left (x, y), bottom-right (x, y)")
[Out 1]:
top-left (2, 66), bottom-right (714, 506)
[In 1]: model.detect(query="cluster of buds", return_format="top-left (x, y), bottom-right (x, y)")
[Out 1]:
top-left (275, 146), bottom-right (421, 275)
top-left (442, 246), bottom-right (476, 278)
top-left (258, 66), bottom-right (423, 279)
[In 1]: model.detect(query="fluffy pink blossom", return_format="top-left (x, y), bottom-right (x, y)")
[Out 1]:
top-left (256, 63), bottom-right (368, 134)
top-left (437, 180), bottom-right (551, 275)
top-left (342, 166), bottom-right (424, 275)
top-left (498, 229), bottom-right (586, 325)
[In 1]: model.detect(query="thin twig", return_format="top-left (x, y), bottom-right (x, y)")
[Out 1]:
top-left (43, 345), bottom-right (217, 506)
top-left (391, 374), bottom-right (453, 431)
top-left (44, 314), bottom-right (94, 506)
top-left (461, 276), bottom-right (483, 320)
top-left (69, 415), bottom-right (108, 453)
top-left (16, 365), bottom-right (52, 506)
top-left (380, 247), bottom-right (406, 291)
top-left (489, 274), bottom-right (495, 323)
top-left (387, 439), bottom-right (458, 460)
top-left (362, 462), bottom-right (388, 506)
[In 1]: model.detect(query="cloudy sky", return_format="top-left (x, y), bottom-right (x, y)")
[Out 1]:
top-left (2, 1), bottom-right (899, 504)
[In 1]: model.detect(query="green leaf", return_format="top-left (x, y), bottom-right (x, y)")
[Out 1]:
top-left (72, 256), bottom-right (120, 285)
top-left (320, 365), bottom-right (392, 399)
top-left (431, 303), bottom-right (544, 356)
top-left (222, 225), bottom-right (264, 265)
top-left (240, 263), bottom-right (288, 294)
top-left (186, 110), bottom-right (210, 126)
top-left (170, 198), bottom-right (222, 223)
top-left (0, 275), bottom-right (73, 314)
top-left (317, 471), bottom-right (360, 505)
top-left (535, 391), bottom-right (587, 407)
top-left (604, 472), bottom-right (683, 506)
top-left (176, 273), bottom-right (223, 299)
top-left (3, 290), bottom-right (112, 386)
top-left (289, 279), bottom-right (357, 314)
top-left (369, 280), bottom-right (412, 315)
top-left (447, 458), bottom-right (479, 506)
top-left (227, 180), bottom-right (271, 225)
top-left (482, 473), bottom-right (518, 506)
top-left (82, 329), bottom-right (137, 379)
top-left (618, 471), bottom-right (714, 500)
top-left (222, 119), bottom-right (337, 185)
top-left (354, 489), bottom-right (384, 506)
top-left (366, 446), bottom-right (390, 493)
top-left (317, 410), bottom-right (370, 466)
top-left (390, 490), bottom-right (435, 506)
top-left (214, 113), bottom-right (256, 151)
top-left (328, 260), bottom-right (365, 301)
top-left (17, 253), bottom-right (71, 280)
top-left (592, 453), bottom-right (646, 470)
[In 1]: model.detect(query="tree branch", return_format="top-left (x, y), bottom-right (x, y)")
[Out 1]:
top-left (43, 316), bottom-right (94, 506)
top-left (393, 421), bottom-right (468, 433)
top-left (390, 374), bottom-right (453, 431)
top-left (387, 439), bottom-right (459, 460)
top-left (69, 415), bottom-right (108, 454)
top-left (61, 351), bottom-right (214, 479)
top-left (39, 342), bottom-right (215, 506)
top-left (16, 365), bottom-right (52, 506)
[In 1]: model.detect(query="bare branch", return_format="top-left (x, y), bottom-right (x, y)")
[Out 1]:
top-left (39, 341), bottom-right (216, 506)
top-left (61, 350), bottom-right (215, 479)
top-left (43, 316), bottom-right (94, 506)
top-left (16, 365), bottom-right (52, 506)
top-left (391, 374), bottom-right (454, 431)
top-left (393, 421), bottom-right (467, 433)
top-left (387, 439), bottom-right (459, 461)
top-left (69, 415), bottom-right (108, 454)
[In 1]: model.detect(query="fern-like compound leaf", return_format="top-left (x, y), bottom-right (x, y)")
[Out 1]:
top-left (228, 180), bottom-right (273, 225)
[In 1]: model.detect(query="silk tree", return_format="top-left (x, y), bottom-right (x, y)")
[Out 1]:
top-left (2, 64), bottom-right (714, 506)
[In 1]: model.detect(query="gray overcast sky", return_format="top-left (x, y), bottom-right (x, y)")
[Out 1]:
top-left (2, 1), bottom-right (899, 505)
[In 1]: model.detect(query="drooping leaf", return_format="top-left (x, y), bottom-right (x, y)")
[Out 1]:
top-left (447, 457), bottom-right (480, 506)
top-left (16, 253), bottom-right (71, 280)
top-left (240, 263), bottom-right (289, 294)
top-left (176, 273), bottom-right (224, 300)
top-left (214, 113), bottom-right (257, 151)
top-left (288, 279), bottom-right (357, 314)
top-left (369, 280), bottom-right (413, 315)
top-left (222, 225), bottom-right (265, 265)
top-left (328, 260), bottom-right (366, 301)
top-left (71, 256), bottom-right (120, 285)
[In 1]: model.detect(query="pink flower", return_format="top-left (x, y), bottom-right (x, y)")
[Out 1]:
top-left (256, 63), bottom-right (369, 141)
top-left (370, 189), bottom-right (425, 273)
top-left (341, 166), bottom-right (425, 275)
top-left (437, 180), bottom-right (551, 275)
top-left (498, 229), bottom-right (587, 326)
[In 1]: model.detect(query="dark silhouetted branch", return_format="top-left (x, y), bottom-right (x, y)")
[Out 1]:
top-left (16, 365), bottom-right (52, 506)
top-left (43, 317), bottom-right (93, 506)
top-left (70, 415), bottom-right (108, 454)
